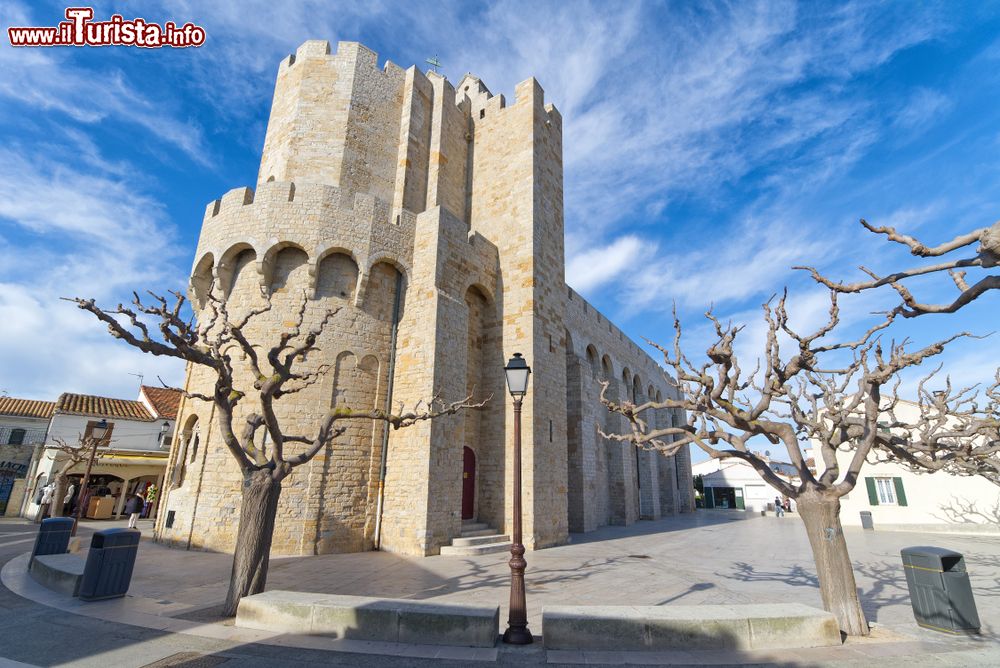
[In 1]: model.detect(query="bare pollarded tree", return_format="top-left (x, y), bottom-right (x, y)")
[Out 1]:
top-left (872, 370), bottom-right (999, 486)
top-left (600, 290), bottom-right (989, 636)
top-left (796, 218), bottom-right (1000, 316)
top-left (72, 289), bottom-right (486, 617)
top-left (45, 435), bottom-right (108, 518)
top-left (795, 218), bottom-right (1000, 481)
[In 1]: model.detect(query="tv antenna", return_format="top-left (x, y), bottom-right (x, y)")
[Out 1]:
top-left (129, 372), bottom-right (144, 390)
top-left (425, 55), bottom-right (442, 74)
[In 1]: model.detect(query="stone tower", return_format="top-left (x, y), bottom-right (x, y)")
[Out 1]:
top-left (156, 40), bottom-right (693, 558)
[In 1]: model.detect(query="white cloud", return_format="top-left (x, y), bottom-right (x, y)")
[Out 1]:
top-left (893, 88), bottom-right (953, 132)
top-left (0, 147), bottom-right (186, 400)
top-left (566, 235), bottom-right (655, 292)
top-left (0, 2), bottom-right (210, 164)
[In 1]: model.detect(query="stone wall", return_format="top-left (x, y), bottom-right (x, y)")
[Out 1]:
top-left (564, 287), bottom-right (693, 532)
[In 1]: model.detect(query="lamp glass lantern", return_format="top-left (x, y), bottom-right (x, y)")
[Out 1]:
top-left (504, 353), bottom-right (531, 398)
top-left (91, 419), bottom-right (110, 441)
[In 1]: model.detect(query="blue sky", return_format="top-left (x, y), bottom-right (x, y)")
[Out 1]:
top-left (1, 1), bottom-right (998, 462)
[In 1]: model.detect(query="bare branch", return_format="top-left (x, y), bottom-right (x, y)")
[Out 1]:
top-left (795, 218), bottom-right (1000, 317)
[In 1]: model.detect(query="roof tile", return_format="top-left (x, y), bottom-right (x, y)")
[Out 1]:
top-left (0, 397), bottom-right (55, 419)
top-left (55, 393), bottom-right (154, 421)
top-left (140, 386), bottom-right (183, 420)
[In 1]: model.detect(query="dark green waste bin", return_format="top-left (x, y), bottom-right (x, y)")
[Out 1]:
top-left (78, 528), bottom-right (140, 601)
top-left (900, 546), bottom-right (980, 634)
top-left (31, 517), bottom-right (74, 559)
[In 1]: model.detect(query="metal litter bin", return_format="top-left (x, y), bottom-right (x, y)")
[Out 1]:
top-left (859, 511), bottom-right (874, 530)
top-left (30, 517), bottom-right (74, 559)
top-left (901, 546), bottom-right (980, 634)
top-left (78, 528), bottom-right (140, 601)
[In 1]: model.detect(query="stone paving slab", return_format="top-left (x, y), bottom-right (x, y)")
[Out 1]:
top-left (4, 512), bottom-right (999, 664)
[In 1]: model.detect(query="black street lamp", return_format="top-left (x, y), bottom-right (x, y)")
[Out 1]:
top-left (71, 419), bottom-right (109, 536)
top-left (502, 352), bottom-right (533, 645)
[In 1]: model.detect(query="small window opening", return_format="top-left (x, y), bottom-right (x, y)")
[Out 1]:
top-left (479, 109), bottom-right (485, 119)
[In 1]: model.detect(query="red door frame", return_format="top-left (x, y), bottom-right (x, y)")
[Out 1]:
top-left (462, 446), bottom-right (476, 520)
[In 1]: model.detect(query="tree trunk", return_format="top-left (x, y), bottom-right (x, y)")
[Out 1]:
top-left (222, 469), bottom-right (282, 617)
top-left (796, 492), bottom-right (869, 636)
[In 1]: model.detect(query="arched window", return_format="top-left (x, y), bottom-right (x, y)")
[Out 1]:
top-left (171, 416), bottom-right (200, 488)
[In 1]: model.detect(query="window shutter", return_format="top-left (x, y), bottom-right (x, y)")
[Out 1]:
top-left (865, 477), bottom-right (879, 506)
top-left (893, 477), bottom-right (907, 506)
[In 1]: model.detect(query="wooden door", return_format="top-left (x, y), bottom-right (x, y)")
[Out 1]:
top-left (462, 447), bottom-right (476, 520)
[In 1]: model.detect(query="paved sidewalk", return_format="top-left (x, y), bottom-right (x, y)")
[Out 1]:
top-left (3, 511), bottom-right (998, 665)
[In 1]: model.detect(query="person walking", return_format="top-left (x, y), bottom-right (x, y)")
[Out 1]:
top-left (774, 496), bottom-right (785, 517)
top-left (125, 494), bottom-right (144, 529)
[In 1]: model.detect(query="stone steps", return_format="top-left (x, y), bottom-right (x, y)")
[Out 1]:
top-left (459, 528), bottom-right (498, 538)
top-left (440, 521), bottom-right (511, 556)
top-left (451, 533), bottom-right (511, 547)
top-left (461, 521), bottom-right (489, 532)
top-left (439, 540), bottom-right (511, 556)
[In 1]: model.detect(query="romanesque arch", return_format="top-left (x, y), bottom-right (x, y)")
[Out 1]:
top-left (265, 243), bottom-right (309, 296)
top-left (363, 262), bottom-right (404, 321)
top-left (316, 251), bottom-right (359, 302)
top-left (585, 345), bottom-right (599, 380)
top-left (191, 253), bottom-right (214, 308)
top-left (314, 350), bottom-right (382, 553)
top-left (565, 329), bottom-right (585, 532)
top-left (171, 414), bottom-right (200, 489)
top-left (462, 284), bottom-right (504, 529)
top-left (218, 243), bottom-right (257, 298)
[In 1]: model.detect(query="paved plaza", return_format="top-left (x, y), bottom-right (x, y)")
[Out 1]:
top-left (1, 511), bottom-right (998, 666)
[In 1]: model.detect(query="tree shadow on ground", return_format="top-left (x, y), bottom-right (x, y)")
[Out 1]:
top-left (721, 557), bottom-right (999, 626)
top-left (407, 554), bottom-right (636, 600)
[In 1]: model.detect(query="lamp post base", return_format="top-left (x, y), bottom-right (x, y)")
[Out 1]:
top-left (502, 625), bottom-right (534, 645)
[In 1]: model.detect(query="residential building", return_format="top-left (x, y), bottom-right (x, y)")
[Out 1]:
top-left (693, 455), bottom-right (798, 512)
top-left (0, 397), bottom-right (54, 516)
top-left (23, 386), bottom-right (181, 521)
top-left (814, 399), bottom-right (1000, 533)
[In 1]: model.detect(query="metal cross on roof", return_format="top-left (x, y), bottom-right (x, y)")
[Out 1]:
top-left (425, 55), bottom-right (442, 73)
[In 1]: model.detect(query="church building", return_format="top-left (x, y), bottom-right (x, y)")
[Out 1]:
top-left (155, 40), bottom-right (695, 557)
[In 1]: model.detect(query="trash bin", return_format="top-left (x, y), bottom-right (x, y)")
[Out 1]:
top-left (900, 546), bottom-right (980, 634)
top-left (859, 511), bottom-right (874, 530)
top-left (78, 528), bottom-right (141, 601)
top-left (30, 517), bottom-right (74, 559)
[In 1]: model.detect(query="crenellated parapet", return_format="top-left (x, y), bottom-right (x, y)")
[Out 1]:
top-left (190, 180), bottom-right (415, 307)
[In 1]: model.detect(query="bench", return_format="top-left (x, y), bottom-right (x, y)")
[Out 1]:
top-left (29, 553), bottom-right (86, 597)
top-left (542, 603), bottom-right (841, 651)
top-left (236, 590), bottom-right (499, 647)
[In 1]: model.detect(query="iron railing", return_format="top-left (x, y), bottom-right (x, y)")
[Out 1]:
top-left (0, 426), bottom-right (47, 446)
